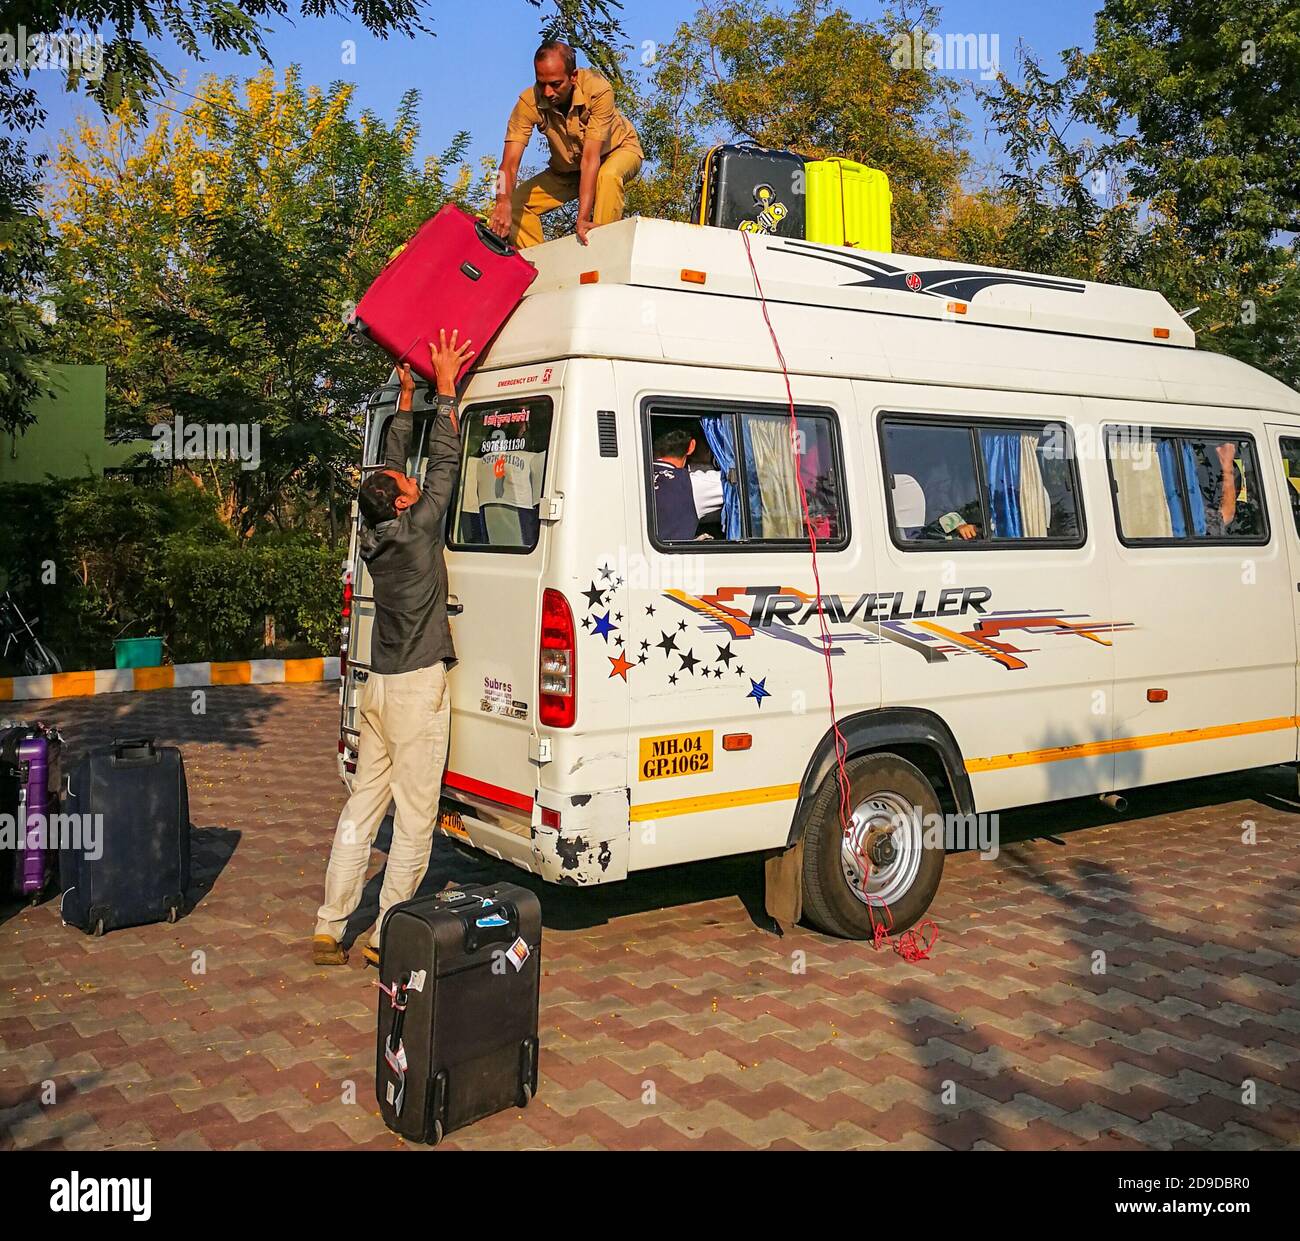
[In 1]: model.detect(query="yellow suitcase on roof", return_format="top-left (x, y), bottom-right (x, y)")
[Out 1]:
top-left (804, 158), bottom-right (892, 251)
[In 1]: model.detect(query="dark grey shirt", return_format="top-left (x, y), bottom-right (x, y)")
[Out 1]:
top-left (359, 402), bottom-right (462, 675)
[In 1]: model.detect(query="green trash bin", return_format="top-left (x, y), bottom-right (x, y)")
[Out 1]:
top-left (114, 637), bottom-right (164, 669)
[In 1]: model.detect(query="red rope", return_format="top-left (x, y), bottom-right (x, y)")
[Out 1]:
top-left (739, 230), bottom-right (933, 961)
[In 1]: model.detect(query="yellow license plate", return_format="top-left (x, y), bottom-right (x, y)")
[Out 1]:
top-left (437, 809), bottom-right (469, 840)
top-left (638, 730), bottom-right (714, 781)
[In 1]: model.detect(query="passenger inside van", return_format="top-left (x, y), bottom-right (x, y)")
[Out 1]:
top-left (651, 420), bottom-right (724, 541)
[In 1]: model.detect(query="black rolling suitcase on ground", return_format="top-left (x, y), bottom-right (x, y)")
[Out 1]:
top-left (376, 883), bottom-right (542, 1145)
top-left (59, 738), bottom-right (191, 936)
top-left (692, 141), bottom-right (807, 238)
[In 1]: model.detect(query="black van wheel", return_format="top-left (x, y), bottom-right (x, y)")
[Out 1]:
top-left (801, 752), bottom-right (945, 940)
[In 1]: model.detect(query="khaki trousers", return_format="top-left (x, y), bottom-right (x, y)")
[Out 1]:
top-left (509, 145), bottom-right (643, 249)
top-left (315, 662), bottom-right (451, 949)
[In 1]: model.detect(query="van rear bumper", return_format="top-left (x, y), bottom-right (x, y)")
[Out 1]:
top-left (440, 784), bottom-right (630, 886)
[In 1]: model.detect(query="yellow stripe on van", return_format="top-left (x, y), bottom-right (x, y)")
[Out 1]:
top-left (630, 781), bottom-right (801, 822)
top-left (966, 715), bottom-right (1298, 774)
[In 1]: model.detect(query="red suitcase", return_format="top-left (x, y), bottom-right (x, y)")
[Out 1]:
top-left (352, 204), bottom-right (538, 384)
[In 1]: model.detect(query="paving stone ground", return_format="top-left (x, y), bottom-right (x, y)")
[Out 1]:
top-left (1, 683), bottom-right (1298, 1150)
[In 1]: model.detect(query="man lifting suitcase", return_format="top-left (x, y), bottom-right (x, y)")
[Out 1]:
top-left (488, 40), bottom-right (643, 248)
top-left (313, 329), bottom-right (473, 969)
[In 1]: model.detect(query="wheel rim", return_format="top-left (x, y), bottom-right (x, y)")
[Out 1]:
top-left (840, 790), bottom-right (923, 908)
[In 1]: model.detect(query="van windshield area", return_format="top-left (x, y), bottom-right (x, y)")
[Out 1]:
top-left (448, 396), bottom-right (554, 553)
top-left (647, 406), bottom-right (845, 548)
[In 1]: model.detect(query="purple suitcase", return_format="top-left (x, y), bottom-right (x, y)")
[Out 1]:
top-left (1, 723), bottom-right (61, 901)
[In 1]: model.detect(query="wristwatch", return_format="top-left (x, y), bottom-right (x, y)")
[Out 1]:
top-left (433, 394), bottom-right (456, 410)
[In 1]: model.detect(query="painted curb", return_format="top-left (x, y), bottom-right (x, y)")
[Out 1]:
top-left (0, 657), bottom-right (342, 703)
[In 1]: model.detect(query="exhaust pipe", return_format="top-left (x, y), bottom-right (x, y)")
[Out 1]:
top-left (1098, 792), bottom-right (1127, 812)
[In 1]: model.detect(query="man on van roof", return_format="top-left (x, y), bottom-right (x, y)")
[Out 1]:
top-left (312, 329), bottom-right (473, 970)
top-left (487, 40), bottom-right (643, 249)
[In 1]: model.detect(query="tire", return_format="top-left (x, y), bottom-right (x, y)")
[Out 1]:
top-left (22, 641), bottom-right (60, 677)
top-left (801, 752), bottom-right (945, 940)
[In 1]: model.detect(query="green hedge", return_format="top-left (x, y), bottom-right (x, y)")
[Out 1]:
top-left (0, 479), bottom-right (344, 672)
top-left (163, 540), bottom-right (344, 663)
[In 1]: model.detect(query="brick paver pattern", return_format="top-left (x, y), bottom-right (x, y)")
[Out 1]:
top-left (2, 684), bottom-right (1298, 1150)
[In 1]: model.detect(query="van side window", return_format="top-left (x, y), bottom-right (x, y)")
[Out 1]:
top-left (1278, 438), bottom-right (1300, 534)
top-left (447, 397), bottom-right (554, 553)
top-left (1107, 428), bottom-right (1267, 544)
top-left (880, 417), bottom-right (1083, 547)
top-left (645, 404), bottom-right (847, 549)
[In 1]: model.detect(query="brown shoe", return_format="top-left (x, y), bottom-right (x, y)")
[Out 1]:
top-left (312, 935), bottom-right (348, 966)
top-left (362, 944), bottom-right (380, 969)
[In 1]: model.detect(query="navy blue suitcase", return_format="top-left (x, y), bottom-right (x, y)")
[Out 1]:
top-left (59, 738), bottom-right (190, 936)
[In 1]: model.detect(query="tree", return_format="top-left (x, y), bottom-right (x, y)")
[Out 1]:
top-left (982, 19), bottom-right (1299, 390)
top-left (45, 68), bottom-right (495, 537)
top-left (623, 0), bottom-right (970, 255)
top-left (1, 0), bottom-right (627, 434)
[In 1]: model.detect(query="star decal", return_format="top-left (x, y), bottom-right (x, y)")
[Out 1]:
top-left (591, 611), bottom-right (617, 642)
top-left (679, 648), bottom-right (700, 676)
top-left (712, 667), bottom-right (723, 679)
top-left (677, 619), bottom-right (688, 631)
top-left (637, 653), bottom-right (648, 664)
top-left (669, 673), bottom-right (678, 685)
top-left (614, 612), bottom-right (623, 622)
top-left (656, 630), bottom-right (678, 655)
top-left (747, 677), bottom-right (771, 707)
top-left (645, 604), bottom-right (656, 616)
top-left (598, 562), bottom-right (614, 581)
top-left (716, 642), bottom-right (735, 665)
top-left (736, 665), bottom-right (745, 676)
top-left (639, 639), bottom-right (650, 652)
top-left (582, 581), bottom-right (605, 609)
top-left (608, 648), bottom-right (634, 680)
top-left (581, 615), bottom-right (592, 630)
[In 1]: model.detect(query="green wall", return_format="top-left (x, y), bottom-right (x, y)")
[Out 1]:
top-left (0, 364), bottom-right (150, 482)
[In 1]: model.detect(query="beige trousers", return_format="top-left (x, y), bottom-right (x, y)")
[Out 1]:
top-left (315, 662), bottom-right (451, 948)
top-left (509, 145), bottom-right (643, 249)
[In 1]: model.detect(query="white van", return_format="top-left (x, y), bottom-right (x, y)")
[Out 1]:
top-left (339, 218), bottom-right (1300, 939)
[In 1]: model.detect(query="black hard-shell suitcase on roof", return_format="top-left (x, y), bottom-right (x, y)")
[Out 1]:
top-left (376, 883), bottom-right (542, 1144)
top-left (59, 737), bottom-right (191, 936)
top-left (693, 141), bottom-right (807, 238)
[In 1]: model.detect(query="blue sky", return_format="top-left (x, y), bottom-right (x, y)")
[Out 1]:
top-left (30, 0), bottom-right (1102, 173)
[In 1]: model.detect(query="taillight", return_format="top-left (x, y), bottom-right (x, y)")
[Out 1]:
top-left (340, 565), bottom-right (353, 674)
top-left (539, 588), bottom-right (576, 727)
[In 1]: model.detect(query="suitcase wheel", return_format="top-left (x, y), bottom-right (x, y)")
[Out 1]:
top-left (430, 1119), bottom-right (444, 1146)
top-left (92, 917), bottom-right (105, 938)
top-left (167, 905), bottom-right (179, 924)
top-left (518, 1081), bottom-right (533, 1108)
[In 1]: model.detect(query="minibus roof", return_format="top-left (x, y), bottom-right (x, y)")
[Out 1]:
top-left (523, 217), bottom-right (1195, 350)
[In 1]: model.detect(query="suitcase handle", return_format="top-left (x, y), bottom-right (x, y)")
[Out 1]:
top-left (462, 899), bottom-right (518, 954)
top-left (474, 219), bottom-right (516, 258)
top-left (110, 737), bottom-right (159, 767)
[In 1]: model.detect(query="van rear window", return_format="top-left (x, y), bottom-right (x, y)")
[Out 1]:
top-left (448, 397), bottom-right (554, 553)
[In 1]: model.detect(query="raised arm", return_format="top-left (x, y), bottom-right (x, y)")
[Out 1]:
top-left (415, 329), bottom-right (475, 529)
top-left (383, 365), bottom-right (419, 472)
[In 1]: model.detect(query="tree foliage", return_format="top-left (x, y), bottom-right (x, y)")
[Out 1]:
top-left (624, 0), bottom-right (970, 255)
top-left (45, 68), bottom-right (496, 536)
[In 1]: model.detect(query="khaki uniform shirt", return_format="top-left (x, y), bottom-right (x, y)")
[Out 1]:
top-left (505, 69), bottom-right (642, 173)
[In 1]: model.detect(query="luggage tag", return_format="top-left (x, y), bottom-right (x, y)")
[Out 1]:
top-left (505, 937), bottom-right (530, 972)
